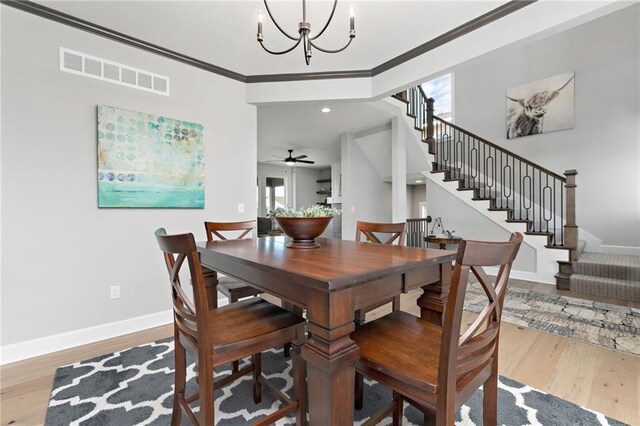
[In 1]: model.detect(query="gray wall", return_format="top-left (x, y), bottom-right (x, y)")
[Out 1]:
top-left (1, 8), bottom-right (257, 345)
top-left (454, 4), bottom-right (640, 250)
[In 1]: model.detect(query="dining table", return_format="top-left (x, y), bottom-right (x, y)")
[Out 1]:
top-left (197, 236), bottom-right (456, 425)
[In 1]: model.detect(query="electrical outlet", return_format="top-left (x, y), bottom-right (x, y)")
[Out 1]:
top-left (110, 285), bottom-right (120, 299)
top-left (238, 203), bottom-right (245, 213)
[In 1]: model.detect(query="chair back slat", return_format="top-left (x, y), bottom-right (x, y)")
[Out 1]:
top-left (204, 220), bottom-right (257, 242)
top-left (155, 228), bottom-right (211, 342)
top-left (438, 232), bottom-right (522, 397)
top-left (355, 221), bottom-right (407, 246)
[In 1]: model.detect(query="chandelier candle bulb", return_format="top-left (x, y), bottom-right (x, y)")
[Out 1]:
top-left (350, 6), bottom-right (355, 31)
top-left (257, 12), bottom-right (263, 40)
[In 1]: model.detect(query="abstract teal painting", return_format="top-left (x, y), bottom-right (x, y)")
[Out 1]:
top-left (97, 105), bottom-right (204, 208)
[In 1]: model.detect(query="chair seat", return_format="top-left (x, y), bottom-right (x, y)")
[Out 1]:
top-left (352, 311), bottom-right (442, 396)
top-left (207, 298), bottom-right (304, 360)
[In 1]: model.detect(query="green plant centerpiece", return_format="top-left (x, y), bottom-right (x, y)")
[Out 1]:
top-left (268, 205), bottom-right (341, 249)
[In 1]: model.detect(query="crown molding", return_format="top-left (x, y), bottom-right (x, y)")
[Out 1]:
top-left (371, 0), bottom-right (536, 76)
top-left (2, 0), bottom-right (536, 84)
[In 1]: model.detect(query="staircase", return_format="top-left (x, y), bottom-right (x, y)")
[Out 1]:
top-left (392, 87), bottom-right (579, 286)
top-left (569, 252), bottom-right (640, 302)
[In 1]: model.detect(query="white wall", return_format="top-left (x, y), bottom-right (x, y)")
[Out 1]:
top-left (408, 185), bottom-right (426, 219)
top-left (341, 132), bottom-right (393, 240)
top-left (1, 8), bottom-right (257, 351)
top-left (297, 167), bottom-right (329, 210)
top-left (427, 182), bottom-right (537, 272)
top-left (257, 163), bottom-right (293, 217)
top-left (454, 4), bottom-right (640, 251)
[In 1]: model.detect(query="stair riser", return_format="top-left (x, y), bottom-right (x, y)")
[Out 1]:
top-left (570, 276), bottom-right (640, 303)
top-left (574, 263), bottom-right (640, 281)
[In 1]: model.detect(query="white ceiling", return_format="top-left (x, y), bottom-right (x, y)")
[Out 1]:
top-left (40, 0), bottom-right (507, 75)
top-left (257, 101), bottom-right (394, 167)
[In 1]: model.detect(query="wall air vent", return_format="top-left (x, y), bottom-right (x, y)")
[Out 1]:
top-left (59, 47), bottom-right (170, 96)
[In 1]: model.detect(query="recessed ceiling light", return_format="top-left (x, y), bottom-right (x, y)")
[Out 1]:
top-left (415, 180), bottom-right (423, 183)
top-left (321, 107), bottom-right (331, 113)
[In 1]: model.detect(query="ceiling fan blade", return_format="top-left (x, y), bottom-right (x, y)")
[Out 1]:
top-left (272, 155), bottom-right (285, 159)
top-left (296, 160), bottom-right (315, 164)
top-left (266, 159), bottom-right (284, 163)
top-left (293, 155), bottom-right (308, 160)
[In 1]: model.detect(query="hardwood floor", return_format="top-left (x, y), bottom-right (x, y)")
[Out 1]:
top-left (2, 284), bottom-right (639, 425)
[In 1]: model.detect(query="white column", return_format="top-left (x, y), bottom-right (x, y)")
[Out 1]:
top-left (340, 132), bottom-right (355, 240)
top-left (391, 117), bottom-right (407, 222)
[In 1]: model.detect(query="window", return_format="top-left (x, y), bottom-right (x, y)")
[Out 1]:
top-left (421, 73), bottom-right (452, 122)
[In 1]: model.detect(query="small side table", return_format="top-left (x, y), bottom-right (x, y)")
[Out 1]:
top-left (425, 235), bottom-right (462, 250)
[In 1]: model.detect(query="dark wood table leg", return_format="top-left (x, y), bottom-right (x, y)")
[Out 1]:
top-left (302, 288), bottom-right (360, 425)
top-left (417, 262), bottom-right (452, 325)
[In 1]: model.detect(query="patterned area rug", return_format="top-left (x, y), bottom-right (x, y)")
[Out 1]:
top-left (45, 338), bottom-right (627, 425)
top-left (465, 285), bottom-right (640, 355)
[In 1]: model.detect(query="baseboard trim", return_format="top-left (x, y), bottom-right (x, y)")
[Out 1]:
top-left (485, 267), bottom-right (554, 285)
top-left (1, 296), bottom-right (231, 365)
top-left (0, 310), bottom-right (172, 365)
top-left (601, 245), bottom-right (640, 256)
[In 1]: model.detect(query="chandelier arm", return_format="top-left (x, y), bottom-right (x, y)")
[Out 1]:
top-left (309, 0), bottom-right (338, 41)
top-left (263, 0), bottom-right (299, 41)
top-left (259, 38), bottom-right (303, 55)
top-left (308, 37), bottom-right (353, 54)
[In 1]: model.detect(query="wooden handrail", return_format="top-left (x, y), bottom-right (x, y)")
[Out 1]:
top-left (432, 116), bottom-right (566, 182)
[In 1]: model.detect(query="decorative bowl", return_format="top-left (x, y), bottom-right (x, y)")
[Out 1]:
top-left (274, 216), bottom-right (333, 249)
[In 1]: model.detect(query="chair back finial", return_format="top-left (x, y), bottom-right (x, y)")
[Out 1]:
top-left (439, 232), bottom-right (523, 396)
top-left (355, 221), bottom-right (407, 245)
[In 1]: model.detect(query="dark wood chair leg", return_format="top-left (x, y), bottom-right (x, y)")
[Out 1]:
top-left (172, 330), bottom-right (185, 426)
top-left (282, 301), bottom-right (303, 358)
top-left (354, 309), bottom-right (366, 327)
top-left (252, 353), bottom-right (262, 404)
top-left (392, 391), bottom-right (403, 426)
top-left (354, 371), bottom-right (364, 410)
top-left (230, 293), bottom-right (240, 374)
top-left (198, 356), bottom-right (215, 425)
top-left (483, 359), bottom-right (499, 426)
top-left (292, 334), bottom-right (307, 426)
top-left (391, 295), bottom-right (401, 312)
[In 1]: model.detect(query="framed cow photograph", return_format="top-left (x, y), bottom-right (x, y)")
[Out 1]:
top-left (506, 72), bottom-right (575, 139)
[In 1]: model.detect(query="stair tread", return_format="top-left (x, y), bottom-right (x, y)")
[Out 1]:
top-left (570, 274), bottom-right (640, 286)
top-left (577, 252), bottom-right (640, 267)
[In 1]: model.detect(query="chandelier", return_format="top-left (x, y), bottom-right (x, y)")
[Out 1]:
top-left (257, 0), bottom-right (356, 65)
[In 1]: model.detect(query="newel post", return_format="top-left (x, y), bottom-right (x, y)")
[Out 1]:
top-left (425, 97), bottom-right (435, 153)
top-left (564, 169), bottom-right (579, 261)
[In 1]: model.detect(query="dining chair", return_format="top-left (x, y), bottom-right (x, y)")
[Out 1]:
top-left (203, 220), bottom-right (296, 373)
top-left (351, 232), bottom-right (523, 425)
top-left (354, 220), bottom-right (407, 325)
top-left (155, 228), bottom-right (307, 426)
top-left (203, 220), bottom-right (262, 304)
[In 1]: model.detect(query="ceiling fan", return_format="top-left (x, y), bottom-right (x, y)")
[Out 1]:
top-left (268, 149), bottom-right (315, 166)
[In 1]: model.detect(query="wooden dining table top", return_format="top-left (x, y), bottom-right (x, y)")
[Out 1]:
top-left (197, 237), bottom-right (456, 292)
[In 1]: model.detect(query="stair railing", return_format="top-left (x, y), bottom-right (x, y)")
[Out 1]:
top-left (397, 87), bottom-right (578, 257)
top-left (406, 218), bottom-right (430, 248)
